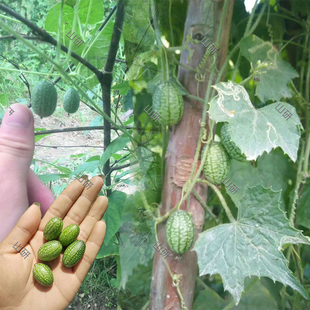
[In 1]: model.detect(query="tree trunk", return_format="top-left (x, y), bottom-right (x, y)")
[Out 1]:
top-left (149, 1), bottom-right (234, 309)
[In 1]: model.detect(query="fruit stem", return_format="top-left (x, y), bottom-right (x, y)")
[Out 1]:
top-left (197, 179), bottom-right (236, 223)
top-left (192, 188), bottom-right (218, 223)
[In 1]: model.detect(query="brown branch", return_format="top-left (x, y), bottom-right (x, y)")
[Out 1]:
top-left (98, 5), bottom-right (117, 32)
top-left (109, 162), bottom-right (131, 172)
top-left (53, 63), bottom-right (75, 85)
top-left (35, 144), bottom-right (105, 148)
top-left (0, 35), bottom-right (41, 40)
top-left (100, 0), bottom-right (124, 195)
top-left (108, 154), bottom-right (154, 174)
top-left (33, 126), bottom-right (153, 136)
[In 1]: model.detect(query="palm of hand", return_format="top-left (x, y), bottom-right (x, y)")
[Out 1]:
top-left (0, 176), bottom-right (108, 310)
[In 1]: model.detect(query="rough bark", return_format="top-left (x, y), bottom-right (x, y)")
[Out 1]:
top-left (150, 0), bottom-right (234, 309)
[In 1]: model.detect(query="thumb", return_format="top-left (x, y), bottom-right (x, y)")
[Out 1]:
top-left (0, 104), bottom-right (35, 241)
top-left (0, 103), bottom-right (34, 171)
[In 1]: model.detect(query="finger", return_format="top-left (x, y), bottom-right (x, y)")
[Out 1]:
top-left (74, 220), bottom-right (106, 281)
top-left (62, 176), bottom-right (104, 227)
top-left (78, 195), bottom-right (108, 241)
top-left (0, 104), bottom-right (34, 241)
top-left (0, 103), bottom-right (34, 168)
top-left (2, 203), bottom-right (41, 252)
top-left (38, 177), bottom-right (89, 230)
top-left (27, 169), bottom-right (55, 216)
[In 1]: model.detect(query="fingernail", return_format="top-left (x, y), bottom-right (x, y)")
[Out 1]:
top-left (33, 202), bottom-right (41, 208)
top-left (5, 105), bottom-right (31, 128)
top-left (98, 174), bottom-right (105, 182)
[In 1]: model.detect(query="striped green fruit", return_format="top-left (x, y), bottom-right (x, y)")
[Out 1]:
top-left (166, 210), bottom-right (195, 255)
top-left (62, 88), bottom-right (80, 114)
top-left (43, 217), bottom-right (63, 241)
top-left (38, 240), bottom-right (63, 261)
top-left (203, 142), bottom-right (230, 185)
top-left (59, 224), bottom-right (80, 246)
top-left (152, 82), bottom-right (183, 126)
top-left (221, 123), bottom-right (246, 161)
top-left (32, 81), bottom-right (57, 118)
top-left (63, 240), bottom-right (86, 267)
top-left (33, 263), bottom-right (53, 287)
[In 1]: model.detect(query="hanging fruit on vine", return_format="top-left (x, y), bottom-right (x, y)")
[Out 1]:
top-left (62, 88), bottom-right (80, 114)
top-left (202, 142), bottom-right (230, 185)
top-left (152, 81), bottom-right (183, 126)
top-left (166, 210), bottom-right (195, 255)
top-left (31, 81), bottom-right (57, 118)
top-left (221, 123), bottom-right (247, 161)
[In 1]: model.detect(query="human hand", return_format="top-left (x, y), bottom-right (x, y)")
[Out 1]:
top-left (0, 175), bottom-right (108, 310)
top-left (0, 103), bottom-right (55, 242)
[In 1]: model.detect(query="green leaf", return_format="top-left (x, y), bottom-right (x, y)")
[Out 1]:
top-left (297, 179), bottom-right (310, 229)
top-left (45, 4), bottom-right (79, 36)
top-left (78, 22), bottom-right (114, 88)
top-left (112, 81), bottom-right (130, 95)
top-left (123, 0), bottom-right (155, 48)
top-left (193, 285), bottom-right (226, 309)
top-left (86, 155), bottom-right (100, 162)
top-left (225, 149), bottom-right (295, 209)
top-left (45, 0), bottom-right (104, 31)
top-left (256, 59), bottom-right (299, 102)
top-left (193, 278), bottom-right (278, 310)
top-left (78, 0), bottom-right (104, 24)
top-left (115, 166), bottom-right (140, 182)
top-left (37, 173), bottom-right (69, 183)
top-left (0, 93), bottom-right (9, 106)
top-left (100, 135), bottom-right (130, 165)
top-left (34, 158), bottom-right (72, 174)
top-left (103, 191), bottom-right (126, 245)
top-left (240, 35), bottom-right (298, 102)
top-left (119, 227), bottom-right (154, 289)
top-left (34, 128), bottom-right (49, 143)
top-left (96, 235), bottom-right (119, 259)
top-left (123, 91), bottom-right (133, 111)
top-left (193, 185), bottom-right (309, 305)
top-left (124, 258), bottom-right (152, 297)
top-left (119, 191), bottom-right (156, 289)
top-left (127, 50), bottom-right (158, 82)
top-left (73, 160), bottom-right (100, 174)
top-left (209, 81), bottom-right (301, 161)
top-left (240, 35), bottom-right (277, 65)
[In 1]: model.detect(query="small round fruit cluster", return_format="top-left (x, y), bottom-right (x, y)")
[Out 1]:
top-left (31, 81), bottom-right (80, 118)
top-left (33, 217), bottom-right (86, 287)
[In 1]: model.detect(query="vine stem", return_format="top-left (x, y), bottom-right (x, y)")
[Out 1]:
top-left (0, 67), bottom-right (60, 76)
top-left (289, 141), bottom-right (306, 226)
top-left (197, 179), bottom-right (236, 223)
top-left (140, 301), bottom-right (150, 310)
top-left (215, 1), bottom-right (266, 87)
top-left (192, 188), bottom-right (218, 222)
top-left (238, 71), bottom-right (257, 86)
